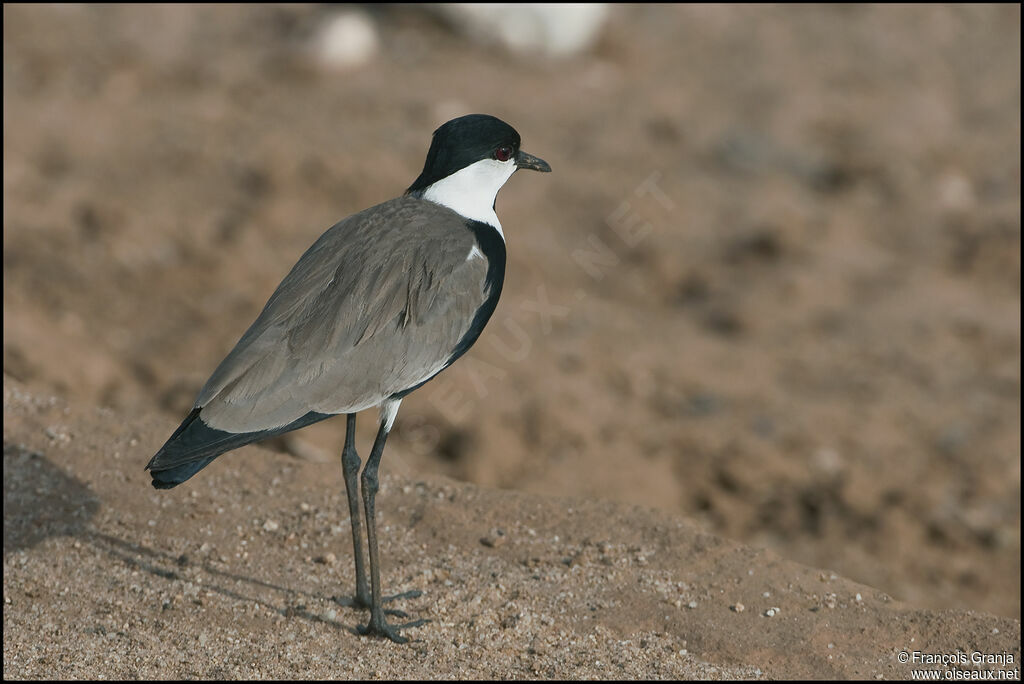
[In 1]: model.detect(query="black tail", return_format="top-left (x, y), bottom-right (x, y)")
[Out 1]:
top-left (145, 408), bottom-right (334, 489)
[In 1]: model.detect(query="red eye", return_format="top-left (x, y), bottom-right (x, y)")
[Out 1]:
top-left (495, 145), bottom-right (513, 162)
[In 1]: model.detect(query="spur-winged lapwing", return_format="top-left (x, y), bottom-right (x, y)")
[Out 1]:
top-left (145, 114), bottom-right (550, 642)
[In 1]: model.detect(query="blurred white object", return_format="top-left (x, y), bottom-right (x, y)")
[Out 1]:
top-left (315, 10), bottom-right (379, 70)
top-left (433, 3), bottom-right (609, 57)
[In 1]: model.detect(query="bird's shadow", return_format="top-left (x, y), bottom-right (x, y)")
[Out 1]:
top-left (2, 441), bottom-right (380, 637)
top-left (85, 529), bottom-right (379, 636)
top-left (3, 441), bottom-right (100, 552)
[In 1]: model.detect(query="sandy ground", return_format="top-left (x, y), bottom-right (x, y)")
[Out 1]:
top-left (3, 3), bottom-right (1021, 679)
top-left (4, 378), bottom-right (1020, 678)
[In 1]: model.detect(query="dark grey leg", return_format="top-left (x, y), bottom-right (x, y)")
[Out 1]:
top-left (357, 409), bottom-right (427, 643)
top-left (340, 413), bottom-right (371, 607)
top-left (337, 412), bottom-right (420, 618)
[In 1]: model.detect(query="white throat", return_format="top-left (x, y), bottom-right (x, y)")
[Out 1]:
top-left (421, 158), bottom-right (516, 239)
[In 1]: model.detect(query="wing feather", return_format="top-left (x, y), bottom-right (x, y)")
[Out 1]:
top-left (195, 196), bottom-right (491, 433)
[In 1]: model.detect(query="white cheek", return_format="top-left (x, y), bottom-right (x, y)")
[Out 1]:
top-left (421, 158), bottom-right (516, 238)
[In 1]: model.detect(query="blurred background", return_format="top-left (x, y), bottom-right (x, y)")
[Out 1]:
top-left (3, 4), bottom-right (1019, 618)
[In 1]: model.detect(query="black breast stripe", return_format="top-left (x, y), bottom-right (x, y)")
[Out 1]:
top-left (446, 220), bottom-right (506, 365)
top-left (390, 219), bottom-right (505, 400)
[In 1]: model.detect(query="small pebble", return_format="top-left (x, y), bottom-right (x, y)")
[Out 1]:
top-left (732, 603), bottom-right (745, 613)
top-left (480, 529), bottom-right (506, 548)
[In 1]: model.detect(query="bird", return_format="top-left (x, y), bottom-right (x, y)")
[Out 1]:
top-left (145, 114), bottom-right (551, 643)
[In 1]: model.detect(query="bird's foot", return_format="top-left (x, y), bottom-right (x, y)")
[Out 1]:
top-left (336, 589), bottom-right (423, 618)
top-left (357, 614), bottom-right (429, 644)
top-left (379, 589), bottom-right (422, 617)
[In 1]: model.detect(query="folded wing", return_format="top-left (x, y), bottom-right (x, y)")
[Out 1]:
top-left (195, 196), bottom-right (492, 434)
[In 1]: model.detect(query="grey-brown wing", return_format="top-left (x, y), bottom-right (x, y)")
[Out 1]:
top-left (194, 196), bottom-right (489, 433)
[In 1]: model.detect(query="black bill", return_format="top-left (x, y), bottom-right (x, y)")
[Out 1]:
top-left (515, 150), bottom-right (552, 172)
